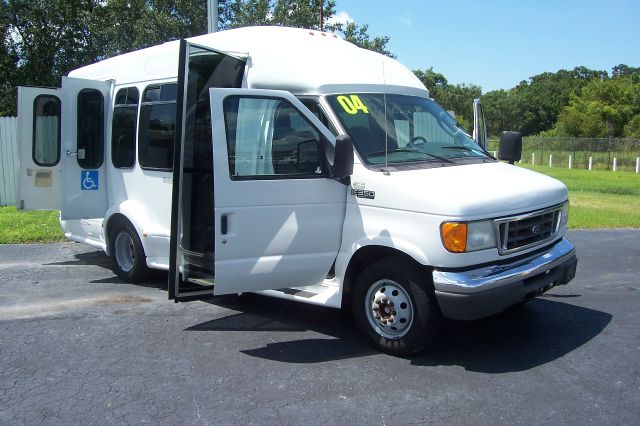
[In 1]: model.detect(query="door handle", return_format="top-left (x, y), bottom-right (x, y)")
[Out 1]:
top-left (66, 148), bottom-right (86, 159)
top-left (221, 214), bottom-right (228, 235)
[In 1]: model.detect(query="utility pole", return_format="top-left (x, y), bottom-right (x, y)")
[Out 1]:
top-left (207, 0), bottom-right (219, 33)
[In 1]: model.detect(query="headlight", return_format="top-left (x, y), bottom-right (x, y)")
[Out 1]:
top-left (441, 220), bottom-right (497, 253)
top-left (559, 201), bottom-right (569, 229)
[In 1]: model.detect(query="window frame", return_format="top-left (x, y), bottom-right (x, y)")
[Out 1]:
top-left (138, 82), bottom-right (178, 172)
top-left (222, 95), bottom-right (329, 181)
top-left (111, 87), bottom-right (139, 169)
top-left (32, 94), bottom-right (62, 167)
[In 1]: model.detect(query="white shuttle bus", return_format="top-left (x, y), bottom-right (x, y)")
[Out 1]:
top-left (17, 26), bottom-right (577, 354)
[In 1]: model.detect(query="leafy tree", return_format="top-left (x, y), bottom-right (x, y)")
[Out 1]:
top-left (1, 0), bottom-right (107, 115)
top-left (552, 76), bottom-right (640, 137)
top-left (481, 66), bottom-right (608, 136)
top-left (612, 64), bottom-right (640, 78)
top-left (0, 3), bottom-right (18, 115)
top-left (340, 22), bottom-right (394, 58)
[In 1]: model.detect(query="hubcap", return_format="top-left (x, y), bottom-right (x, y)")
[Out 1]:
top-left (114, 232), bottom-right (135, 273)
top-left (364, 279), bottom-right (414, 339)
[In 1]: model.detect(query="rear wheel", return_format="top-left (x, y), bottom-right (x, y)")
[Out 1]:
top-left (111, 221), bottom-right (149, 283)
top-left (352, 257), bottom-right (442, 356)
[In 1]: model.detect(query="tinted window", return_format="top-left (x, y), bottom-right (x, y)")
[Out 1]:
top-left (139, 83), bottom-right (177, 170)
top-left (32, 95), bottom-right (61, 166)
top-left (77, 89), bottom-right (104, 169)
top-left (223, 96), bottom-right (324, 178)
top-left (112, 87), bottom-right (139, 168)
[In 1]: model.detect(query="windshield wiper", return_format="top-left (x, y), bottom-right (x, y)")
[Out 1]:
top-left (441, 145), bottom-right (495, 159)
top-left (368, 148), bottom-right (455, 163)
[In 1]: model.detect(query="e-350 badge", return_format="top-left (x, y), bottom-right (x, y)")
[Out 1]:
top-left (351, 182), bottom-right (375, 199)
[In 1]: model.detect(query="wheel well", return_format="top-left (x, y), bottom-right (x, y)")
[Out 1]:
top-left (342, 246), bottom-right (430, 306)
top-left (104, 213), bottom-right (135, 256)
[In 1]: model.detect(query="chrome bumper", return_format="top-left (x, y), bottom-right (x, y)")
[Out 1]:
top-left (432, 238), bottom-right (577, 320)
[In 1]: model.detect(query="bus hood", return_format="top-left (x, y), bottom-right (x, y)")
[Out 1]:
top-left (365, 162), bottom-right (568, 219)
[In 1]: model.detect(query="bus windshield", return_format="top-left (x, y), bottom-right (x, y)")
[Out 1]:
top-left (326, 94), bottom-right (491, 166)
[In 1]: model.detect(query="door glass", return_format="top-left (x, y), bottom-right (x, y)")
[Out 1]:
top-left (77, 89), bottom-right (104, 169)
top-left (33, 95), bottom-right (61, 166)
top-left (223, 96), bottom-right (324, 178)
top-left (175, 45), bottom-right (245, 291)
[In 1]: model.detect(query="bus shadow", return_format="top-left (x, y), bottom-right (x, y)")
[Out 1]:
top-left (46, 250), bottom-right (168, 289)
top-left (47, 250), bottom-right (612, 371)
top-left (187, 294), bottom-right (611, 372)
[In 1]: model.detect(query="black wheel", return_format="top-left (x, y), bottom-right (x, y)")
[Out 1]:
top-left (352, 257), bottom-right (442, 356)
top-left (111, 221), bottom-right (149, 283)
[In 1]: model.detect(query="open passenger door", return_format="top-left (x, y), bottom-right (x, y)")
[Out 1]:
top-left (169, 41), bottom-right (349, 300)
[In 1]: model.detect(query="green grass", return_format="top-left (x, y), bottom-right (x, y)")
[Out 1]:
top-left (519, 164), bottom-right (640, 228)
top-left (0, 206), bottom-right (64, 243)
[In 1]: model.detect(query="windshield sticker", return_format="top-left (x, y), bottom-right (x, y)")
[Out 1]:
top-left (337, 95), bottom-right (369, 115)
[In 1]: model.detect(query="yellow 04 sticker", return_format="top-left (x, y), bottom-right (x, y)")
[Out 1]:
top-left (337, 95), bottom-right (369, 115)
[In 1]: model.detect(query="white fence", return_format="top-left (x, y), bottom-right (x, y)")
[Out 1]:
top-left (0, 117), bottom-right (18, 206)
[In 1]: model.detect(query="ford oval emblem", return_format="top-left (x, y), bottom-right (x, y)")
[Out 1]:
top-left (531, 224), bottom-right (544, 234)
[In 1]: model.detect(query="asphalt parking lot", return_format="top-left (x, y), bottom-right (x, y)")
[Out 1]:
top-left (1, 229), bottom-right (639, 425)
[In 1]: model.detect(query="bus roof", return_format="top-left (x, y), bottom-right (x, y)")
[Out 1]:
top-left (69, 26), bottom-right (428, 97)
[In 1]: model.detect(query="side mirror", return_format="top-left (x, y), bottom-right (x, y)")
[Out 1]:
top-left (498, 131), bottom-right (522, 164)
top-left (331, 135), bottom-right (354, 179)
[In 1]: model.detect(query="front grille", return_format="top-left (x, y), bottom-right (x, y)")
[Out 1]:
top-left (497, 206), bottom-right (561, 254)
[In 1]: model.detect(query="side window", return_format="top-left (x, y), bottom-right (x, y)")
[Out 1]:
top-left (111, 87), bottom-right (139, 168)
top-left (299, 99), bottom-right (337, 135)
top-left (33, 95), bottom-right (61, 166)
top-left (223, 96), bottom-right (324, 178)
top-left (138, 83), bottom-right (177, 170)
top-left (77, 89), bottom-right (104, 169)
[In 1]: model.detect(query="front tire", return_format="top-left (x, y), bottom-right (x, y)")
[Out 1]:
top-left (111, 221), bottom-right (149, 283)
top-left (352, 257), bottom-right (442, 356)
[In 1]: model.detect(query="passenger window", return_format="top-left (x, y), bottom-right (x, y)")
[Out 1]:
top-left (138, 83), bottom-right (177, 170)
top-left (32, 95), bottom-right (61, 166)
top-left (223, 96), bottom-right (324, 178)
top-left (112, 87), bottom-right (139, 169)
top-left (77, 89), bottom-right (104, 169)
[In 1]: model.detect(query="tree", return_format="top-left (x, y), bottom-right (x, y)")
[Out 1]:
top-left (0, 3), bottom-right (19, 115)
top-left (480, 66), bottom-right (608, 136)
top-left (340, 22), bottom-right (394, 58)
top-left (552, 76), bottom-right (640, 138)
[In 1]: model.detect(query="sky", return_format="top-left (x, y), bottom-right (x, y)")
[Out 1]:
top-left (329, 0), bottom-right (640, 92)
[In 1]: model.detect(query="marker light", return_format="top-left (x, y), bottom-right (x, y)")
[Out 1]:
top-left (441, 223), bottom-right (467, 253)
top-left (559, 201), bottom-right (569, 229)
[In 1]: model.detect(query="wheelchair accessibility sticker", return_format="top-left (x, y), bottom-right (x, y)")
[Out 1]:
top-left (81, 170), bottom-right (99, 190)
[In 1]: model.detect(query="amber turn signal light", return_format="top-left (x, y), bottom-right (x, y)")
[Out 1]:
top-left (441, 222), bottom-right (467, 253)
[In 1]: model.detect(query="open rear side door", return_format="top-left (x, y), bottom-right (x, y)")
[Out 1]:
top-left (60, 77), bottom-right (112, 221)
top-left (17, 87), bottom-right (62, 210)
